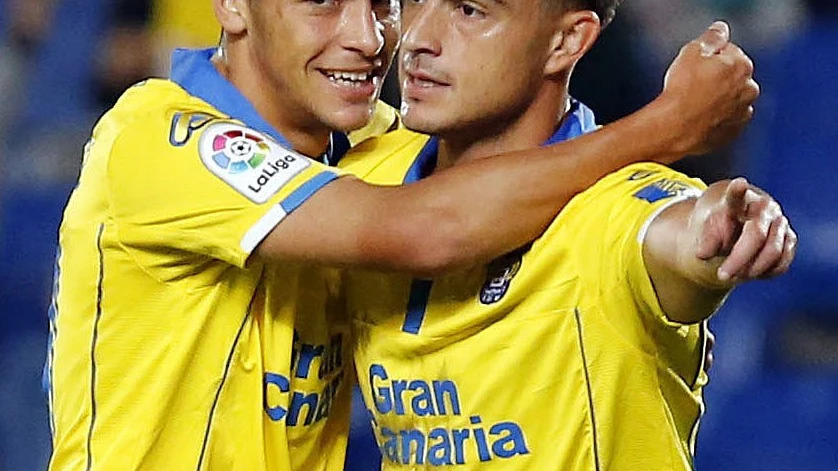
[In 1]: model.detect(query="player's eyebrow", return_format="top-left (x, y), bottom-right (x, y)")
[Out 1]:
top-left (484, 0), bottom-right (510, 8)
top-left (450, 0), bottom-right (510, 9)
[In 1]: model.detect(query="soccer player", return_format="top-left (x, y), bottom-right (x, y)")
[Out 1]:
top-left (343, 2), bottom-right (795, 470)
top-left (44, 0), bottom-right (759, 470)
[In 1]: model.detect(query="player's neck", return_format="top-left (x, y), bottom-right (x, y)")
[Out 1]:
top-left (435, 86), bottom-right (569, 172)
top-left (213, 49), bottom-right (331, 157)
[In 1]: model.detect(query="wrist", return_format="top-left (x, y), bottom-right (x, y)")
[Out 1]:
top-left (633, 95), bottom-right (689, 164)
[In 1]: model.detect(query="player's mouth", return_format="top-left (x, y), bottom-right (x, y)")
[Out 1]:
top-left (320, 67), bottom-right (383, 99)
top-left (324, 70), bottom-right (373, 87)
top-left (402, 69), bottom-right (450, 100)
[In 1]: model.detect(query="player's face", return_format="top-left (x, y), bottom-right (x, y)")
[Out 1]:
top-left (247, 0), bottom-right (400, 132)
top-left (398, 0), bottom-right (558, 135)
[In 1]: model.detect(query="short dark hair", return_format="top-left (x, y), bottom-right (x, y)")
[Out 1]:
top-left (553, 0), bottom-right (623, 28)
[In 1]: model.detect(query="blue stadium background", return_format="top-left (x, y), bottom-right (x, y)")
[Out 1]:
top-left (0, 0), bottom-right (836, 469)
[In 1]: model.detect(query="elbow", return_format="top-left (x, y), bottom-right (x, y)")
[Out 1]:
top-left (395, 224), bottom-right (469, 277)
top-left (406, 208), bottom-right (474, 276)
top-left (401, 242), bottom-right (464, 278)
top-left (363, 212), bottom-right (470, 277)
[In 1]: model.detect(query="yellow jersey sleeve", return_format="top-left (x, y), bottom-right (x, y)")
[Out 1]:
top-left (561, 162), bottom-right (707, 327)
top-left (108, 112), bottom-right (346, 270)
top-left (578, 163), bottom-right (710, 394)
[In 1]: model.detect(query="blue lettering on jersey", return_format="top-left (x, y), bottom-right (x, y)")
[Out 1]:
top-left (370, 364), bottom-right (461, 416)
top-left (263, 332), bottom-right (345, 426)
top-left (369, 364), bottom-right (530, 466)
top-left (264, 372), bottom-right (291, 421)
top-left (634, 178), bottom-right (695, 203)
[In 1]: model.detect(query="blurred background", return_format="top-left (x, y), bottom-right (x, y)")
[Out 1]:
top-left (0, 0), bottom-right (835, 469)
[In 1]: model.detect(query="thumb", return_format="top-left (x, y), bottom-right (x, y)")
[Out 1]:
top-left (697, 21), bottom-right (731, 57)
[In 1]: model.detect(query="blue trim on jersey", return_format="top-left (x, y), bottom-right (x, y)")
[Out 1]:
top-left (399, 100), bottom-right (598, 335)
top-left (543, 99), bottom-right (599, 146)
top-left (43, 247), bottom-right (61, 438)
top-left (403, 137), bottom-right (439, 184)
top-left (402, 279), bottom-right (434, 334)
top-left (279, 171), bottom-right (340, 214)
top-left (169, 48), bottom-right (293, 149)
top-left (169, 48), bottom-right (351, 164)
top-left (400, 139), bottom-right (439, 334)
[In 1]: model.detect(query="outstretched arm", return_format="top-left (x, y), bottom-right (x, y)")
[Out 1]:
top-left (643, 178), bottom-right (797, 324)
top-left (257, 23), bottom-right (760, 276)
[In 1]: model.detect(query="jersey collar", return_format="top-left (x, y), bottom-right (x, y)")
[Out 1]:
top-left (404, 99), bottom-right (599, 184)
top-left (543, 99), bottom-right (599, 146)
top-left (169, 47), bottom-right (348, 163)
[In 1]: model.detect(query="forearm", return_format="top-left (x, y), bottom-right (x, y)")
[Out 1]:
top-left (643, 199), bottom-right (733, 324)
top-left (644, 246), bottom-right (732, 324)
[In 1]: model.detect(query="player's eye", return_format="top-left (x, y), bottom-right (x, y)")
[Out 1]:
top-left (457, 2), bottom-right (484, 18)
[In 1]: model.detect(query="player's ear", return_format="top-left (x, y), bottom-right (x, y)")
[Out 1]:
top-left (544, 10), bottom-right (601, 76)
top-left (214, 0), bottom-right (248, 36)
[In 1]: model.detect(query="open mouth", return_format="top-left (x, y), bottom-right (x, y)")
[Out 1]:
top-left (321, 68), bottom-right (382, 89)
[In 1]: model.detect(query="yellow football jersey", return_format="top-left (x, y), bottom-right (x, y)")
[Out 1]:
top-left (342, 103), bottom-right (711, 470)
top-left (45, 48), bottom-right (395, 471)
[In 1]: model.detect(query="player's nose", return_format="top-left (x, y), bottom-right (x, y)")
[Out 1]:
top-left (340, 2), bottom-right (385, 57)
top-left (401, 0), bottom-right (443, 56)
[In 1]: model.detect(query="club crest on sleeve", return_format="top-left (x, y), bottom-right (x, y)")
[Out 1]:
top-left (634, 178), bottom-right (700, 203)
top-left (199, 122), bottom-right (311, 204)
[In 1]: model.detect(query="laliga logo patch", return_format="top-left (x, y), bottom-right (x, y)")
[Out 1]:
top-left (199, 123), bottom-right (311, 204)
top-left (479, 251), bottom-right (525, 305)
top-left (210, 128), bottom-right (270, 174)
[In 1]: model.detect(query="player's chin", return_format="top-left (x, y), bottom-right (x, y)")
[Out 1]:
top-left (401, 107), bottom-right (443, 135)
top-left (324, 102), bottom-right (376, 133)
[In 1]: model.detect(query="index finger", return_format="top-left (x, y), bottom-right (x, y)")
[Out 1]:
top-left (723, 177), bottom-right (750, 216)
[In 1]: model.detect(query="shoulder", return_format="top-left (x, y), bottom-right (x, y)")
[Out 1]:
top-left (101, 82), bottom-right (293, 206)
top-left (111, 79), bottom-right (227, 142)
top-left (571, 163), bottom-right (706, 211)
top-left (538, 163), bottom-right (705, 245)
top-left (338, 128), bottom-right (430, 183)
top-left (89, 79), bottom-right (227, 162)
